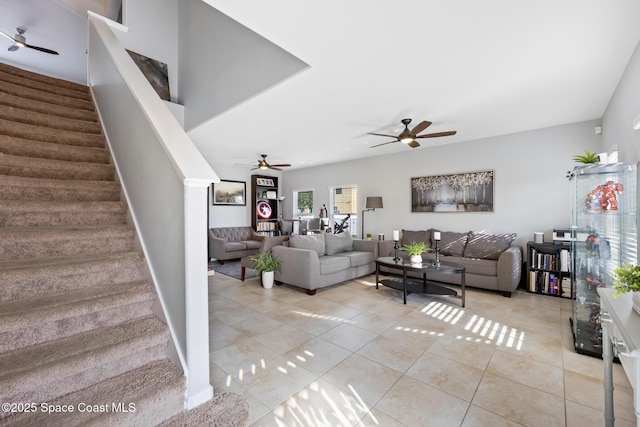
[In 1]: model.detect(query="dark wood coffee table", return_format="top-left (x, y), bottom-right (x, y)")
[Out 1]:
top-left (375, 256), bottom-right (465, 306)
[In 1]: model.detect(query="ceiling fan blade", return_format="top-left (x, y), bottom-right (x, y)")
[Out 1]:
top-left (8, 45), bottom-right (19, 52)
top-left (270, 163), bottom-right (291, 168)
top-left (269, 167), bottom-right (283, 171)
top-left (415, 131), bottom-right (457, 139)
top-left (410, 121), bottom-right (432, 135)
top-left (369, 140), bottom-right (397, 148)
top-left (0, 30), bottom-right (15, 41)
top-left (367, 132), bottom-right (399, 139)
top-left (26, 43), bottom-right (59, 55)
top-left (408, 140), bottom-right (420, 148)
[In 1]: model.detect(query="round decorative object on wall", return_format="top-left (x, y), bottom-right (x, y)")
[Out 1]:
top-left (257, 201), bottom-right (272, 219)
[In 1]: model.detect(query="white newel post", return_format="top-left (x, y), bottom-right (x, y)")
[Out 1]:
top-left (183, 182), bottom-right (214, 408)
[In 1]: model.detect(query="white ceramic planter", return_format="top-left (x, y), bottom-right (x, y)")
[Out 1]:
top-left (409, 254), bottom-right (422, 265)
top-left (262, 271), bottom-right (274, 289)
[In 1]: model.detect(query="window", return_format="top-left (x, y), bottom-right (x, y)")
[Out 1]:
top-left (293, 189), bottom-right (314, 218)
top-left (329, 185), bottom-right (357, 235)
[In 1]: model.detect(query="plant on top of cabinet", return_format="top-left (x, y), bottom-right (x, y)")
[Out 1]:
top-left (573, 149), bottom-right (599, 164)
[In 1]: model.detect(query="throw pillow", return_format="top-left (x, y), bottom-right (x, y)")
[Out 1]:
top-left (289, 233), bottom-right (326, 256)
top-left (438, 231), bottom-right (470, 257)
top-left (325, 232), bottom-right (353, 254)
top-left (464, 232), bottom-right (517, 260)
top-left (401, 229), bottom-right (432, 248)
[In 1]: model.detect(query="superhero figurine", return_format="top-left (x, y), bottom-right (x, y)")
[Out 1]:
top-left (586, 180), bottom-right (623, 212)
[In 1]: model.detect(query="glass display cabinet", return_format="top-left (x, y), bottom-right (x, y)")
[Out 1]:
top-left (569, 162), bottom-right (638, 357)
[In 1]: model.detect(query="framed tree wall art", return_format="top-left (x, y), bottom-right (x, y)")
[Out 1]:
top-left (411, 170), bottom-right (494, 213)
top-left (213, 180), bottom-right (246, 206)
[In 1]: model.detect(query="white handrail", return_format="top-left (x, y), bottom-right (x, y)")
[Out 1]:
top-left (87, 12), bottom-right (218, 409)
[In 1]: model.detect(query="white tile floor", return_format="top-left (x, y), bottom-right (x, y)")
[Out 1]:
top-left (208, 272), bottom-right (635, 427)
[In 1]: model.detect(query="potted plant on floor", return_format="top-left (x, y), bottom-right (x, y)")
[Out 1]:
top-left (251, 251), bottom-right (282, 289)
top-left (402, 241), bottom-right (430, 264)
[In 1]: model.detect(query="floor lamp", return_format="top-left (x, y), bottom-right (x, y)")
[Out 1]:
top-left (361, 196), bottom-right (383, 239)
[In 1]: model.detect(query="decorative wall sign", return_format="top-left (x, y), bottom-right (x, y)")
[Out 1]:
top-left (411, 170), bottom-right (494, 212)
top-left (213, 180), bottom-right (246, 206)
top-left (256, 201), bottom-right (273, 219)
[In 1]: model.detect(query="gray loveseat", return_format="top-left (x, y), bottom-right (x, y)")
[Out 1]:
top-left (271, 233), bottom-right (378, 295)
top-left (208, 226), bottom-right (264, 264)
top-left (378, 229), bottom-right (522, 297)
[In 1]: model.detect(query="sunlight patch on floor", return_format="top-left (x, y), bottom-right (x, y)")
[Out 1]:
top-left (292, 310), bottom-right (354, 324)
top-left (269, 381), bottom-right (377, 427)
top-left (421, 301), bottom-right (465, 324)
top-left (462, 314), bottom-right (525, 349)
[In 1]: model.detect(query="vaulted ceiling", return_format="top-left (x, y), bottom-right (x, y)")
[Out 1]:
top-left (3, 0), bottom-right (640, 170)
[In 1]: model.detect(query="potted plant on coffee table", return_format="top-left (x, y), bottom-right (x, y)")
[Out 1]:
top-left (251, 251), bottom-right (282, 289)
top-left (402, 241), bottom-right (430, 265)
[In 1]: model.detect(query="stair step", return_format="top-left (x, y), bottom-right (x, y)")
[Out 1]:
top-left (0, 134), bottom-right (110, 164)
top-left (0, 78), bottom-right (94, 112)
top-left (3, 360), bottom-right (185, 427)
top-left (0, 62), bottom-right (90, 96)
top-left (0, 104), bottom-right (102, 134)
top-left (160, 392), bottom-right (251, 427)
top-left (0, 316), bottom-right (170, 407)
top-left (0, 200), bottom-right (127, 227)
top-left (0, 68), bottom-right (92, 103)
top-left (0, 152), bottom-right (114, 181)
top-left (0, 90), bottom-right (98, 122)
top-left (0, 281), bottom-right (155, 353)
top-left (0, 118), bottom-right (105, 148)
top-left (0, 225), bottom-right (136, 261)
top-left (0, 252), bottom-right (147, 303)
top-left (0, 174), bottom-right (121, 202)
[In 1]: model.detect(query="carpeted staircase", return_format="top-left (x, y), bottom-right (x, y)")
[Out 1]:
top-left (0, 62), bottom-right (249, 426)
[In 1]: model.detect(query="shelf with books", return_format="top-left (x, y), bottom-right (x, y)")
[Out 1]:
top-left (526, 241), bottom-right (573, 298)
top-left (251, 174), bottom-right (279, 237)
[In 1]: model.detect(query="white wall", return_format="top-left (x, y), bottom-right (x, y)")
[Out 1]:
top-left (208, 162), bottom-right (282, 227)
top-left (280, 120), bottom-right (603, 251)
top-left (178, 0), bottom-right (308, 131)
top-left (602, 39), bottom-right (640, 162)
top-left (119, 0), bottom-right (179, 102)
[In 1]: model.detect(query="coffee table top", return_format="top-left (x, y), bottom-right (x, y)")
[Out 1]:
top-left (376, 256), bottom-right (465, 273)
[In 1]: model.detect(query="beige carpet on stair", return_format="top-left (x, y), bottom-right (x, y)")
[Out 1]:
top-left (160, 393), bottom-right (251, 427)
top-left (0, 61), bottom-right (249, 426)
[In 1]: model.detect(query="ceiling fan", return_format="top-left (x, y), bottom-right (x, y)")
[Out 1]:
top-left (0, 28), bottom-right (59, 55)
top-left (251, 154), bottom-right (291, 171)
top-left (368, 118), bottom-right (456, 149)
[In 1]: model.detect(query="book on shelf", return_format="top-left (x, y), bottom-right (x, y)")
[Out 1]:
top-left (256, 221), bottom-right (276, 231)
top-left (561, 276), bottom-right (571, 296)
top-left (529, 270), bottom-right (563, 295)
top-left (530, 247), bottom-right (571, 272)
top-left (560, 248), bottom-right (571, 272)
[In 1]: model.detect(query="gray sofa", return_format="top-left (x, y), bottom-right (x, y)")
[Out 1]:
top-left (208, 226), bottom-right (264, 264)
top-left (378, 229), bottom-right (522, 297)
top-left (271, 233), bottom-right (378, 295)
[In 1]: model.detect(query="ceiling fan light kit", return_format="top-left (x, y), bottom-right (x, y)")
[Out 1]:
top-left (368, 118), bottom-right (456, 149)
top-left (14, 35), bottom-right (26, 47)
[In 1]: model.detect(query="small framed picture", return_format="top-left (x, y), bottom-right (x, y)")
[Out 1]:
top-left (213, 180), bottom-right (246, 206)
top-left (257, 178), bottom-right (275, 187)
